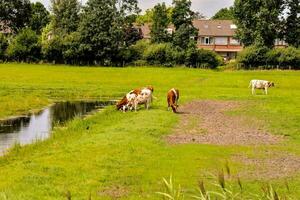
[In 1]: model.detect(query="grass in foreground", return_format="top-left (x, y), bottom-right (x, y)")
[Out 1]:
top-left (0, 63), bottom-right (299, 199)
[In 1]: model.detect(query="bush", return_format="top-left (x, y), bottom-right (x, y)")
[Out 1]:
top-left (130, 39), bottom-right (151, 60)
top-left (42, 35), bottom-right (64, 63)
top-left (143, 43), bottom-right (175, 66)
top-left (185, 47), bottom-right (222, 69)
top-left (267, 47), bottom-right (300, 69)
top-left (237, 45), bottom-right (270, 69)
top-left (0, 33), bottom-right (8, 61)
top-left (62, 32), bottom-right (81, 64)
top-left (7, 28), bottom-right (41, 62)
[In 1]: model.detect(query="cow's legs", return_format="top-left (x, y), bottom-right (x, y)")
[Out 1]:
top-left (252, 87), bottom-right (255, 95)
top-left (265, 88), bottom-right (268, 95)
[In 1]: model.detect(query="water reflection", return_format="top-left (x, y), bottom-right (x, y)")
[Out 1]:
top-left (0, 101), bottom-right (113, 155)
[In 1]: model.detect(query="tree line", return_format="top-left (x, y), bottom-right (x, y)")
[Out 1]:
top-left (0, 0), bottom-right (299, 68)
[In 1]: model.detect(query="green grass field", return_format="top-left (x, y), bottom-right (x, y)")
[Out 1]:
top-left (0, 63), bottom-right (300, 199)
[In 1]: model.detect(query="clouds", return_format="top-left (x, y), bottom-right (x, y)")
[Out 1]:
top-left (30, 0), bottom-right (234, 17)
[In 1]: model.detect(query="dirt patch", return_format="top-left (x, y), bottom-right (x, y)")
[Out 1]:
top-left (233, 150), bottom-right (300, 180)
top-left (167, 100), bottom-right (282, 146)
top-left (98, 185), bottom-right (128, 199)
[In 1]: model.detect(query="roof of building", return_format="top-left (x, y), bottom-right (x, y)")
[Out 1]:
top-left (137, 20), bottom-right (237, 38)
top-left (194, 20), bottom-right (236, 37)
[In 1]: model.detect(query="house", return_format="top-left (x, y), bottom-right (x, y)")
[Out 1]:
top-left (194, 20), bottom-right (242, 60)
top-left (138, 20), bottom-right (287, 61)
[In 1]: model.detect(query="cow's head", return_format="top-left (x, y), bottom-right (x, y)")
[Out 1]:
top-left (147, 86), bottom-right (154, 92)
top-left (269, 82), bottom-right (275, 87)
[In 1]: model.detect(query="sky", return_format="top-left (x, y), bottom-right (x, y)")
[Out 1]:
top-left (30, 0), bottom-right (234, 18)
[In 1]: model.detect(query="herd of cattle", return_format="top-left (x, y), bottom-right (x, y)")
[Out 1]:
top-left (116, 79), bottom-right (275, 113)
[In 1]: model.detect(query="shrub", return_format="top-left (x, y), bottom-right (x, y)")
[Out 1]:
top-left (7, 28), bottom-right (41, 62)
top-left (267, 47), bottom-right (300, 69)
top-left (185, 47), bottom-right (222, 69)
top-left (42, 35), bottom-right (64, 63)
top-left (0, 33), bottom-right (8, 61)
top-left (237, 45), bottom-right (270, 69)
top-left (62, 32), bottom-right (81, 64)
top-left (130, 39), bottom-right (151, 60)
top-left (143, 43), bottom-right (175, 66)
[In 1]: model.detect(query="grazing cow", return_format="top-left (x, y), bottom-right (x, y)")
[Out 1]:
top-left (167, 88), bottom-right (179, 113)
top-left (116, 86), bottom-right (154, 112)
top-left (249, 80), bottom-right (275, 95)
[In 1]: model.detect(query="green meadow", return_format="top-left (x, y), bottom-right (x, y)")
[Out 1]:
top-left (0, 63), bottom-right (300, 199)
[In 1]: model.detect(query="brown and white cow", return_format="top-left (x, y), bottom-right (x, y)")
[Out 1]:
top-left (249, 80), bottom-right (275, 95)
top-left (116, 86), bottom-right (154, 112)
top-left (167, 88), bottom-right (179, 113)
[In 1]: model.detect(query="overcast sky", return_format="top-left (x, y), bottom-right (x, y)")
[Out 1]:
top-left (31, 0), bottom-right (234, 18)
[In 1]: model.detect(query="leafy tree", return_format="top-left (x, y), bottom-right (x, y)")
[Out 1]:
top-left (0, 0), bottom-right (32, 33)
top-left (51, 0), bottom-right (80, 34)
top-left (29, 2), bottom-right (50, 34)
top-left (79, 0), bottom-right (139, 65)
top-left (7, 28), bottom-right (41, 62)
top-left (233, 0), bottom-right (284, 48)
top-left (212, 7), bottom-right (234, 20)
top-left (284, 0), bottom-right (300, 47)
top-left (172, 0), bottom-right (198, 49)
top-left (0, 33), bottom-right (8, 60)
top-left (151, 3), bottom-right (171, 43)
top-left (193, 11), bottom-right (206, 20)
top-left (136, 7), bottom-right (173, 24)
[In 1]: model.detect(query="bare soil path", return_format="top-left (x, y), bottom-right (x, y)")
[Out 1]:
top-left (167, 100), bottom-right (282, 146)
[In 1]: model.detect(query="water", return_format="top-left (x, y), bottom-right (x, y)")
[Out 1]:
top-left (0, 101), bottom-right (113, 155)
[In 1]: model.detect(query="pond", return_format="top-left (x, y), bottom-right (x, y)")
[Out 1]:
top-left (0, 101), bottom-right (114, 155)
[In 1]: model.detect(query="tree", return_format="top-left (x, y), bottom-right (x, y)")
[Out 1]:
top-left (136, 6), bottom-right (173, 24)
top-left (51, 0), bottom-right (80, 34)
top-left (172, 0), bottom-right (198, 49)
top-left (7, 28), bottom-right (41, 62)
top-left (233, 0), bottom-right (284, 48)
top-left (78, 0), bottom-right (140, 64)
top-left (284, 0), bottom-right (300, 47)
top-left (0, 0), bottom-right (32, 33)
top-left (29, 2), bottom-right (50, 34)
top-left (212, 7), bottom-right (234, 20)
top-left (150, 3), bottom-right (171, 43)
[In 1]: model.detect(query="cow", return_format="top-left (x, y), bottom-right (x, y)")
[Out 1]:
top-left (116, 86), bottom-right (154, 112)
top-left (249, 80), bottom-right (275, 95)
top-left (167, 88), bottom-right (179, 113)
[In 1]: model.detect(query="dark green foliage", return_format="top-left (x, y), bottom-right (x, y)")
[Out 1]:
top-left (267, 47), bottom-right (300, 69)
top-left (7, 28), bottom-right (41, 62)
top-left (0, 0), bottom-right (32, 33)
top-left (143, 43), bottom-right (174, 66)
top-left (172, 0), bottom-right (198, 50)
top-left (150, 3), bottom-right (171, 43)
top-left (284, 0), bottom-right (300, 48)
top-left (0, 33), bottom-right (8, 60)
top-left (185, 42), bottom-right (222, 68)
top-left (42, 36), bottom-right (64, 63)
top-left (236, 45), bottom-right (270, 68)
top-left (212, 7), bottom-right (234, 20)
top-left (51, 0), bottom-right (80, 34)
top-left (233, 0), bottom-right (284, 48)
top-left (29, 2), bottom-right (50, 34)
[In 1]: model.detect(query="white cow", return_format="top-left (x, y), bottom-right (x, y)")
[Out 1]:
top-left (132, 87), bottom-right (153, 111)
top-left (249, 80), bottom-right (275, 95)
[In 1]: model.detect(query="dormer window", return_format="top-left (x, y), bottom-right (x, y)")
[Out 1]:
top-left (230, 24), bottom-right (237, 29)
top-left (217, 25), bottom-right (222, 29)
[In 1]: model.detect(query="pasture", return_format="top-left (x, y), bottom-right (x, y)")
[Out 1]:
top-left (0, 63), bottom-right (300, 199)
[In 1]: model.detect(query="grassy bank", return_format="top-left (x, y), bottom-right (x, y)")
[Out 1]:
top-left (0, 63), bottom-right (300, 199)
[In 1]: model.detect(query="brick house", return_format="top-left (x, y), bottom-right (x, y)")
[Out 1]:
top-left (138, 19), bottom-right (287, 61)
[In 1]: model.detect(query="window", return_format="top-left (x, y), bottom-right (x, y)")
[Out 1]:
top-left (201, 37), bottom-right (213, 45)
top-left (230, 24), bottom-right (237, 29)
top-left (215, 37), bottom-right (228, 45)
